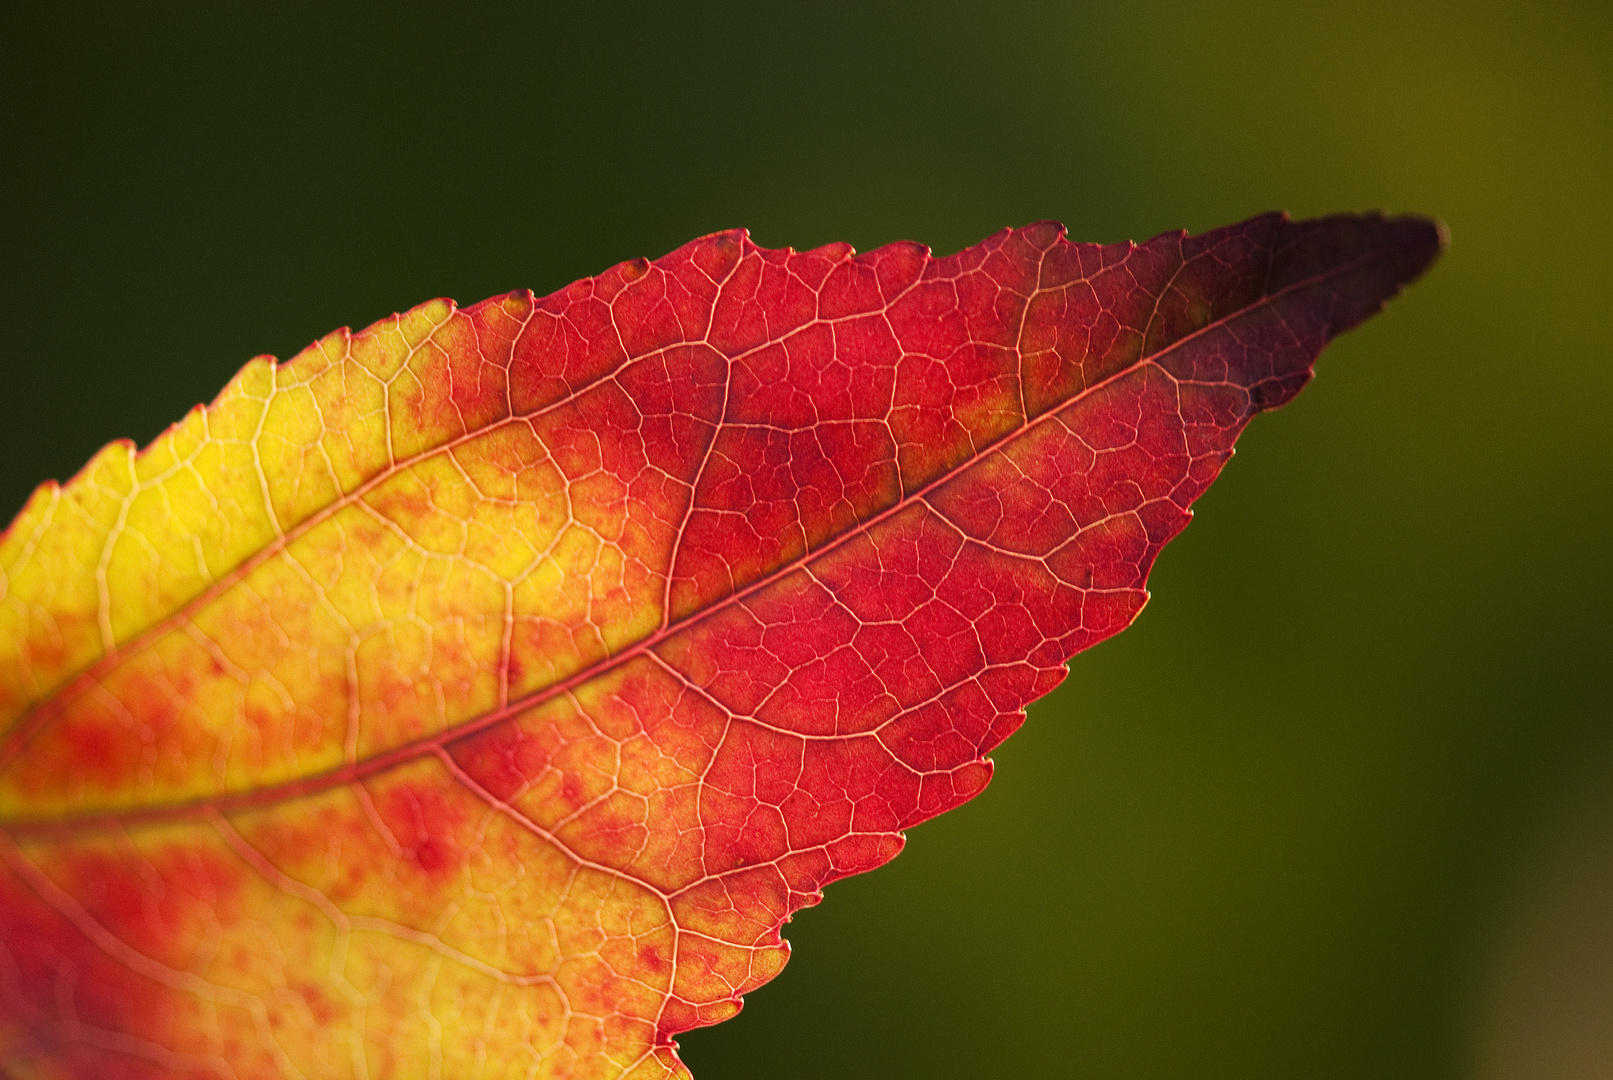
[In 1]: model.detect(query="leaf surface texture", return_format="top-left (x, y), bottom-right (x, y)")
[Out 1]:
top-left (0, 213), bottom-right (1440, 1079)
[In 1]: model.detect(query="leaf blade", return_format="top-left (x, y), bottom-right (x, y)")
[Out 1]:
top-left (0, 212), bottom-right (1440, 1078)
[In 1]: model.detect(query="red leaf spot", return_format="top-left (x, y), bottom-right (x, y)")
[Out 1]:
top-left (376, 782), bottom-right (468, 878)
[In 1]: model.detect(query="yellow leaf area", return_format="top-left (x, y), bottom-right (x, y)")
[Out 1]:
top-left (0, 285), bottom-right (720, 1077)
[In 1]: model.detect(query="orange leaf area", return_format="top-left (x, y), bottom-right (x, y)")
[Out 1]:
top-left (0, 214), bottom-right (1440, 1078)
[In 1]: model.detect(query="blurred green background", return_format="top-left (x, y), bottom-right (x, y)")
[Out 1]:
top-left (2, 3), bottom-right (1609, 1077)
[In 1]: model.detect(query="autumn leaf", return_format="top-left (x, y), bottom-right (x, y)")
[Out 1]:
top-left (0, 212), bottom-right (1440, 1079)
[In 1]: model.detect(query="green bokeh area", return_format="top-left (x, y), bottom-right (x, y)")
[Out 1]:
top-left (3, 3), bottom-right (1609, 1077)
